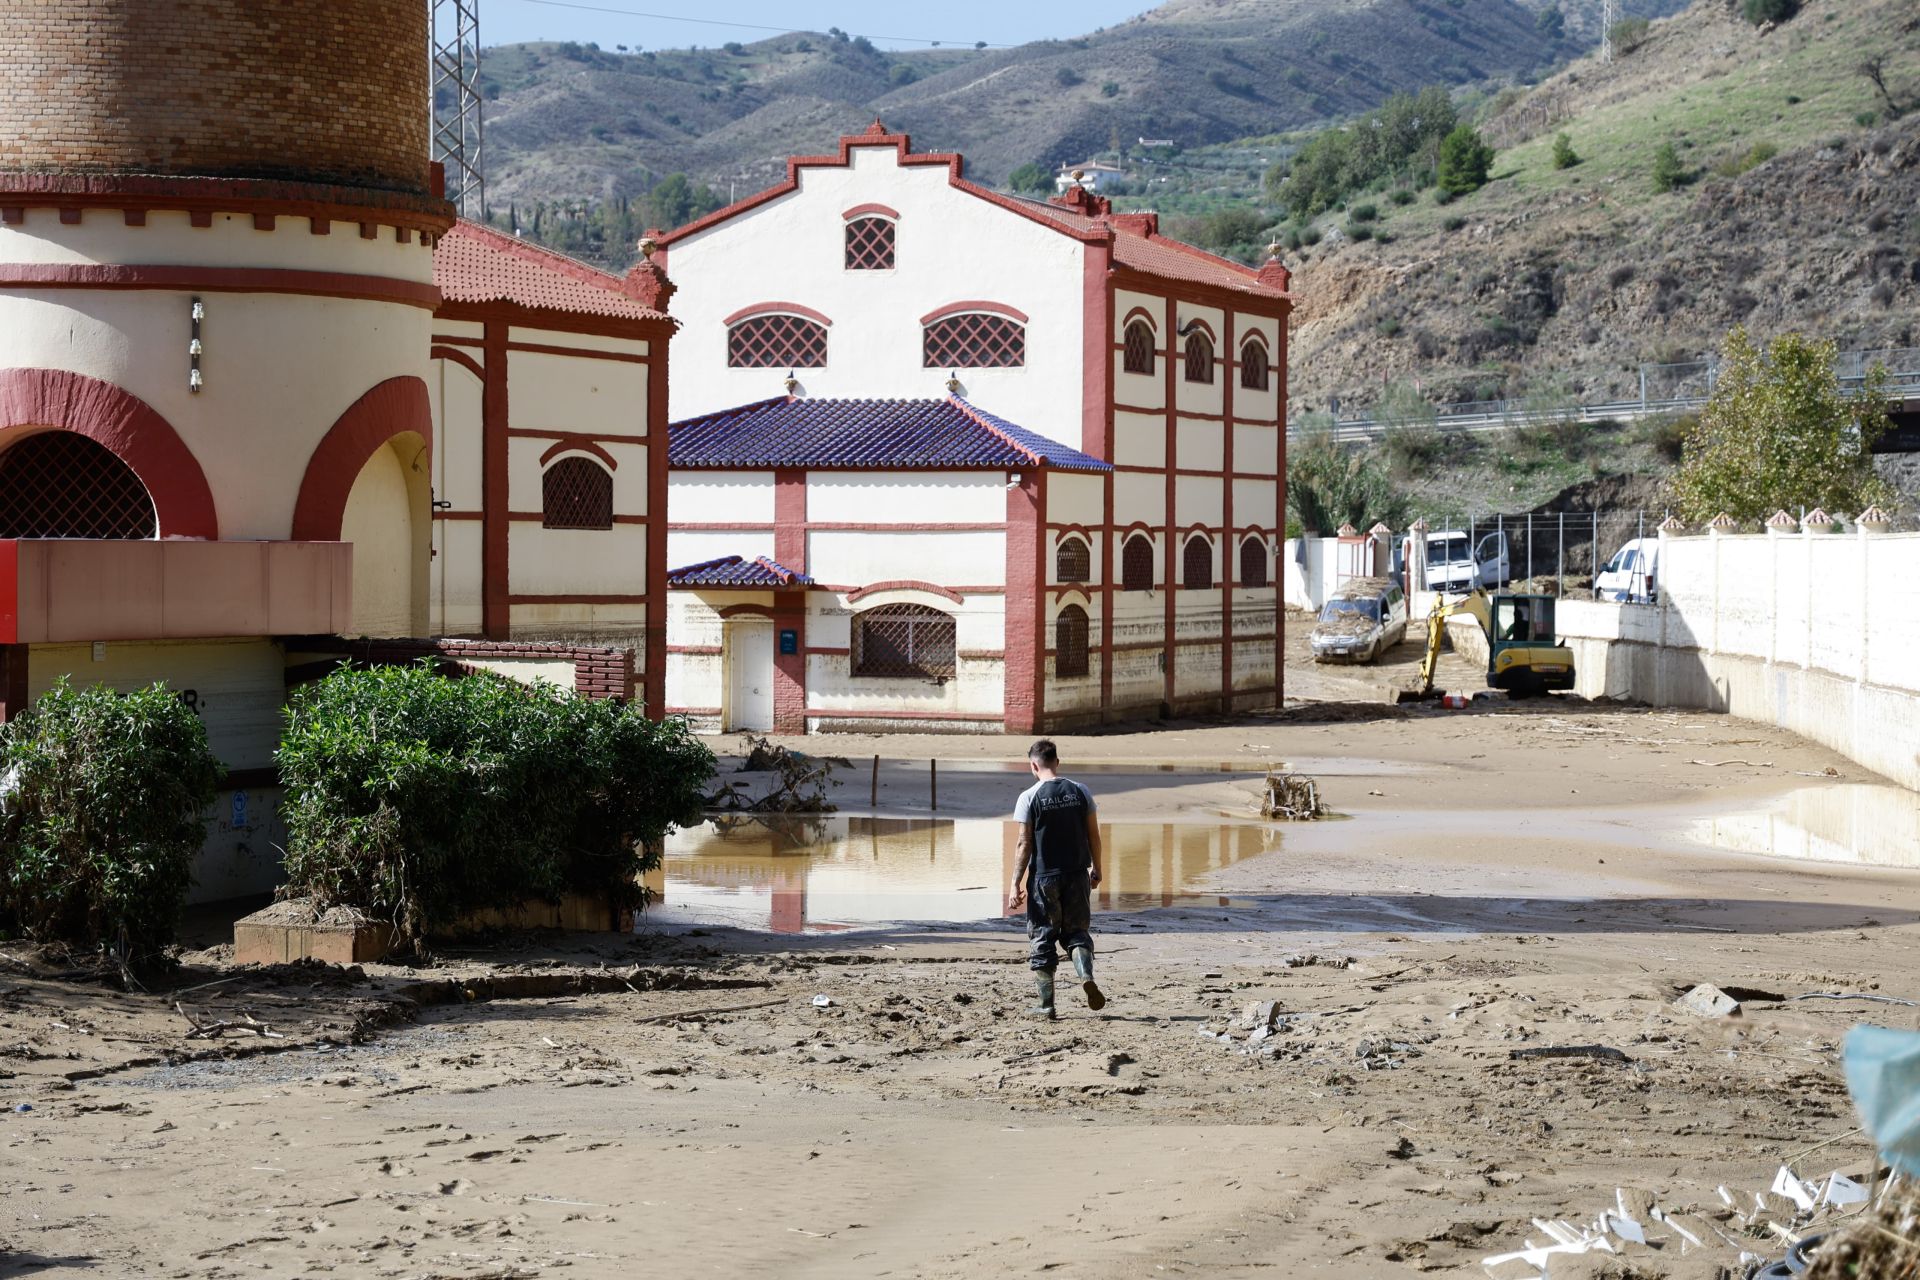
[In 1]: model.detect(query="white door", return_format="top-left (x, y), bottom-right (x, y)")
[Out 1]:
top-left (726, 619), bottom-right (775, 732)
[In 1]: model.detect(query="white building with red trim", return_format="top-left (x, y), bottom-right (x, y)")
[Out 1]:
top-left (655, 123), bottom-right (1293, 735)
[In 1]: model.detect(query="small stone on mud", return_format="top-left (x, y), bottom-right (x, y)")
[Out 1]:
top-left (1673, 984), bottom-right (1742, 1018)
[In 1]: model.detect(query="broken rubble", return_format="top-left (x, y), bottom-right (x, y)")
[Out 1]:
top-left (1673, 983), bottom-right (1742, 1018)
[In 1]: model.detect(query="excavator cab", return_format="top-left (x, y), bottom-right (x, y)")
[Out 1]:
top-left (1403, 589), bottom-right (1576, 701)
top-left (1486, 593), bottom-right (1574, 695)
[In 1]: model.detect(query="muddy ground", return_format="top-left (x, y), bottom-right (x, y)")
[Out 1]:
top-left (3, 634), bottom-right (1917, 1278)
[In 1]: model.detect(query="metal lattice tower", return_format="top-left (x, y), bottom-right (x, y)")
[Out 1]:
top-left (431, 0), bottom-right (484, 218)
top-left (1600, 0), bottom-right (1620, 61)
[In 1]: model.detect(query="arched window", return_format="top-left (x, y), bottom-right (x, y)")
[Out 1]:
top-left (1183, 332), bottom-right (1215, 384)
top-left (1240, 339), bottom-right (1270, 391)
top-left (844, 216), bottom-right (896, 270)
top-left (0, 431), bottom-right (156, 538)
top-left (1122, 320), bottom-right (1156, 375)
top-left (1056, 536), bottom-right (1090, 583)
top-left (1120, 533), bottom-right (1155, 592)
top-left (853, 603), bottom-right (957, 679)
top-left (542, 456), bottom-right (613, 530)
top-left (1239, 536), bottom-right (1269, 589)
top-left (728, 313), bottom-right (828, 368)
top-left (923, 313), bottom-right (1025, 368)
top-left (1054, 605), bottom-right (1090, 679)
top-left (1182, 534), bottom-right (1213, 589)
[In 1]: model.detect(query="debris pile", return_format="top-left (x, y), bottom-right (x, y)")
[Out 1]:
top-left (708, 734), bottom-right (850, 813)
top-left (1261, 771), bottom-right (1327, 820)
top-left (1478, 1165), bottom-right (1878, 1278)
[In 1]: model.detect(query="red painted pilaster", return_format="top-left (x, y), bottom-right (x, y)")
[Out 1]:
top-left (481, 320), bottom-right (510, 639)
top-left (1003, 471), bottom-right (1043, 735)
top-left (772, 469), bottom-right (807, 734)
top-left (1162, 293), bottom-right (1178, 716)
top-left (1100, 469), bottom-right (1115, 720)
top-left (1082, 236), bottom-right (1113, 460)
top-left (643, 332), bottom-right (671, 718)
top-left (1276, 307), bottom-right (1291, 708)
top-left (1221, 310), bottom-right (1236, 713)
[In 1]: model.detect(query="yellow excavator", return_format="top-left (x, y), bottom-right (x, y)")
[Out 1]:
top-left (1402, 589), bottom-right (1576, 700)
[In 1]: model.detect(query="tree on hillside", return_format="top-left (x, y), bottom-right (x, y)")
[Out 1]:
top-left (1436, 124), bottom-right (1494, 197)
top-left (1672, 329), bottom-right (1892, 523)
top-left (646, 173), bottom-right (722, 229)
top-left (1650, 141), bottom-right (1686, 193)
top-left (1267, 85), bottom-right (1458, 217)
top-left (1287, 424), bottom-right (1406, 535)
top-left (1006, 162), bottom-right (1052, 195)
top-left (1741, 0), bottom-right (1796, 26)
top-left (1552, 133), bottom-right (1580, 170)
top-left (1536, 4), bottom-right (1566, 42)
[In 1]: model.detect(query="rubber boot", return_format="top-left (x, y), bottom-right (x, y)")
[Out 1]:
top-left (1029, 970), bottom-right (1057, 1020)
top-left (1071, 946), bottom-right (1106, 1011)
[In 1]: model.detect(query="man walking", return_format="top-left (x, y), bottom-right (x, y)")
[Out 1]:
top-left (1007, 739), bottom-right (1106, 1019)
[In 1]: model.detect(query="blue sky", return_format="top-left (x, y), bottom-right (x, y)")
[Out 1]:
top-left (481, 0), bottom-right (1152, 51)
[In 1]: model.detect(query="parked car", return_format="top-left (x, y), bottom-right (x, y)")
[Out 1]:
top-left (1423, 529), bottom-right (1509, 594)
top-left (1310, 577), bottom-right (1410, 663)
top-left (1595, 537), bottom-right (1660, 603)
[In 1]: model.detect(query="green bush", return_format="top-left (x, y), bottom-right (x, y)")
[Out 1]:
top-left (1651, 141), bottom-right (1686, 193)
top-left (278, 663), bottom-right (714, 946)
top-left (1437, 125), bottom-right (1495, 197)
top-left (1742, 0), bottom-right (1796, 25)
top-left (1350, 202), bottom-right (1379, 223)
top-left (1442, 214), bottom-right (1467, 232)
top-left (1552, 133), bottom-right (1580, 169)
top-left (1712, 140), bottom-right (1778, 178)
top-left (1389, 188), bottom-right (1416, 206)
top-left (1608, 17), bottom-right (1651, 56)
top-left (1346, 222), bottom-right (1375, 241)
top-left (0, 680), bottom-right (223, 959)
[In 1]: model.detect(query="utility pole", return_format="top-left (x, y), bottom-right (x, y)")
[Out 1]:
top-left (1600, 0), bottom-right (1620, 62)
top-left (431, 0), bottom-right (485, 219)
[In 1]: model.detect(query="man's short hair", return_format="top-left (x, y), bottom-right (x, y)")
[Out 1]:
top-left (1027, 738), bottom-right (1059, 767)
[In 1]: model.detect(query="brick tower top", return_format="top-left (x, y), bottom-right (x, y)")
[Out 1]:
top-left (0, 0), bottom-right (432, 195)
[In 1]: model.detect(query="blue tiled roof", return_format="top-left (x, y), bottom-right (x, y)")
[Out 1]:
top-left (668, 396), bottom-right (1111, 472)
top-left (666, 555), bottom-right (813, 588)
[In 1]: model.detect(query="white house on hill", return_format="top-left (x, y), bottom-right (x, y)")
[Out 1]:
top-left (654, 122), bottom-right (1294, 735)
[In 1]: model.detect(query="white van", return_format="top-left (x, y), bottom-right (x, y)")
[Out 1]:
top-left (1424, 529), bottom-right (1509, 594)
top-left (1595, 537), bottom-right (1660, 603)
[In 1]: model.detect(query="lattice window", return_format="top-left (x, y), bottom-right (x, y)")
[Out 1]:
top-left (844, 216), bottom-right (896, 270)
top-left (1239, 536), bottom-right (1269, 589)
top-left (923, 313), bottom-right (1025, 369)
top-left (0, 431), bottom-right (155, 539)
top-left (853, 604), bottom-right (957, 679)
top-left (1182, 534), bottom-right (1213, 589)
top-left (1122, 320), bottom-right (1156, 375)
top-left (1056, 536), bottom-right (1090, 583)
top-left (542, 456), bottom-right (613, 530)
top-left (1183, 332), bottom-right (1215, 384)
top-left (1121, 533), bottom-right (1155, 591)
top-left (1240, 340), bottom-right (1269, 391)
top-left (1055, 605), bottom-right (1090, 678)
top-left (728, 314), bottom-right (828, 368)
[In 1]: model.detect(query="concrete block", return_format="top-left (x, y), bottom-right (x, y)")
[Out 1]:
top-left (234, 901), bottom-right (394, 966)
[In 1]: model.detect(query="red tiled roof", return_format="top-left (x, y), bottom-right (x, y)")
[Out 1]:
top-left (1004, 194), bottom-right (1279, 296)
top-left (433, 219), bottom-right (670, 322)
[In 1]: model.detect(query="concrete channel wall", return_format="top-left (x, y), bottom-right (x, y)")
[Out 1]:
top-left (1439, 528), bottom-right (1920, 792)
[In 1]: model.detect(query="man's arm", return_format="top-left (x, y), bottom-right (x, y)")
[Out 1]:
top-left (1084, 808), bottom-right (1103, 887)
top-left (1008, 823), bottom-right (1033, 911)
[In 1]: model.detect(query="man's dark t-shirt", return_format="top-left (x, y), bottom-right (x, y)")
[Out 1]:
top-left (1013, 778), bottom-right (1097, 879)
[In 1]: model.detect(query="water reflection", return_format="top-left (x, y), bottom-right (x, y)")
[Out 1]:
top-left (655, 816), bottom-right (1282, 934)
top-left (1683, 784), bottom-right (1920, 868)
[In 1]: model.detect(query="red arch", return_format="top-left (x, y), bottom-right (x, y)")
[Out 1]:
top-left (920, 300), bottom-right (1030, 326)
top-left (292, 376), bottom-right (432, 541)
top-left (538, 436), bottom-right (619, 470)
top-left (723, 301), bottom-right (834, 327)
top-left (0, 368), bottom-right (218, 538)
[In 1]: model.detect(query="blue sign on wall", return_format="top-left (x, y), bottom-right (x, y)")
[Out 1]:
top-left (779, 629), bottom-right (799, 655)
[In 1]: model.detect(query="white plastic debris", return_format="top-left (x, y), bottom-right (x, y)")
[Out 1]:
top-left (810, 994), bottom-right (834, 1008)
top-left (1603, 1212), bottom-right (1647, 1244)
top-left (1770, 1165), bottom-right (1817, 1212)
top-left (1820, 1171), bottom-right (1869, 1206)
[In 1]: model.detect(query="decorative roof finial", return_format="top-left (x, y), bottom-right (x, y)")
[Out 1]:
top-left (945, 370), bottom-right (962, 395)
top-left (784, 370), bottom-right (800, 395)
top-left (637, 234), bottom-right (657, 259)
top-left (622, 228), bottom-right (676, 311)
top-left (866, 118), bottom-right (889, 136)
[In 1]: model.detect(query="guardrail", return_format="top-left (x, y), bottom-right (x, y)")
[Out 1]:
top-left (1294, 347), bottom-right (1920, 444)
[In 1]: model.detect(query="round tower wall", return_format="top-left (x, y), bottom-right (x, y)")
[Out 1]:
top-left (0, 0), bottom-right (431, 194)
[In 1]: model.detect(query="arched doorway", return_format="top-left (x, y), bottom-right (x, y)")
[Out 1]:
top-left (339, 435), bottom-right (429, 637)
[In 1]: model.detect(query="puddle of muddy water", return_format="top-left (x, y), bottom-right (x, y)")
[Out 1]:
top-left (1682, 783), bottom-right (1920, 868)
top-left (653, 818), bottom-right (1282, 934)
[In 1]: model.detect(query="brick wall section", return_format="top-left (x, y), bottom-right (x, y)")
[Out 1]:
top-left (0, 1), bottom-right (430, 193)
top-left (298, 638), bottom-right (638, 702)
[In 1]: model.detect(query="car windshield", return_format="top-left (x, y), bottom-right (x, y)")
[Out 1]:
top-left (1320, 599), bottom-right (1382, 623)
top-left (1428, 536), bottom-right (1470, 565)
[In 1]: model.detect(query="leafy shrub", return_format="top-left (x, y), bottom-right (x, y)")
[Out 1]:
top-left (0, 680), bottom-right (223, 959)
top-left (1006, 162), bottom-right (1052, 195)
top-left (1390, 188), bottom-right (1416, 206)
top-left (1552, 133), bottom-right (1580, 169)
top-left (1350, 203), bottom-right (1379, 223)
top-left (1712, 141), bottom-right (1778, 178)
top-left (889, 63), bottom-right (918, 86)
top-left (1376, 315), bottom-right (1404, 338)
top-left (1054, 66), bottom-right (1083, 89)
top-left (1608, 17), bottom-right (1651, 55)
top-left (1268, 85), bottom-right (1458, 217)
top-left (1608, 264), bottom-right (1636, 288)
top-left (1101, 80), bottom-right (1120, 98)
top-left (1442, 214), bottom-right (1466, 232)
top-left (1742, 0), bottom-right (1796, 24)
top-left (1856, 111), bottom-right (1879, 127)
top-left (1642, 413), bottom-right (1692, 463)
top-left (278, 663), bottom-right (714, 947)
top-left (1346, 222), bottom-right (1375, 241)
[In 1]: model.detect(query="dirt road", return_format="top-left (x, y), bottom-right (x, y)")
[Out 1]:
top-left (3, 694), bottom-right (1916, 1278)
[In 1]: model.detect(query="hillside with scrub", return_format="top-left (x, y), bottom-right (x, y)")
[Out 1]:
top-left (1281, 0), bottom-right (1920, 412)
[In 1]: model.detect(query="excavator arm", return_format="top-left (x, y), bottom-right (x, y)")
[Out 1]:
top-left (1410, 590), bottom-right (1490, 699)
